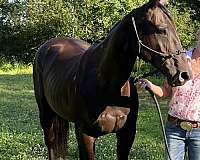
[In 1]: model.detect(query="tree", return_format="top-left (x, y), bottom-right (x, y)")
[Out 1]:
top-left (0, 0), bottom-right (29, 63)
top-left (0, 0), bottom-right (200, 64)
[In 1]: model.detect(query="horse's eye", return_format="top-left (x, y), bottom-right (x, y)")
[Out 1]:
top-left (166, 55), bottom-right (173, 59)
top-left (158, 26), bottom-right (167, 34)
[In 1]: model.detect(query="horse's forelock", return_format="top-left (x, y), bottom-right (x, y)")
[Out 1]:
top-left (159, 4), bottom-right (172, 19)
top-left (146, 4), bottom-right (172, 25)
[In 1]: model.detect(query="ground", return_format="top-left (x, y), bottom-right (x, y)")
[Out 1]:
top-left (0, 66), bottom-right (169, 160)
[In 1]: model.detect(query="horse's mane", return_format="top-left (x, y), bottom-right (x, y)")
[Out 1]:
top-left (131, 1), bottom-right (173, 19)
top-left (100, 2), bottom-right (174, 45)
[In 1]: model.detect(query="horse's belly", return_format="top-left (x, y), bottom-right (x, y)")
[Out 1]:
top-left (44, 81), bottom-right (86, 122)
top-left (42, 60), bottom-right (87, 122)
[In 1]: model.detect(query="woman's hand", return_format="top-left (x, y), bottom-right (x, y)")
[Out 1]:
top-left (137, 79), bottom-right (164, 97)
top-left (138, 78), bottom-right (153, 90)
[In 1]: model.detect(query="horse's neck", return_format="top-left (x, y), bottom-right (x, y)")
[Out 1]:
top-left (96, 19), bottom-right (138, 97)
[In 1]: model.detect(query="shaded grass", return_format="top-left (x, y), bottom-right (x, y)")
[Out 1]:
top-left (0, 69), bottom-right (169, 160)
top-left (0, 74), bottom-right (46, 160)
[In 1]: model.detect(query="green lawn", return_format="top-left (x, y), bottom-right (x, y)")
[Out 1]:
top-left (0, 67), bottom-right (169, 160)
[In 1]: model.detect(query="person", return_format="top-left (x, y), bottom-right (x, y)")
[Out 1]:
top-left (138, 29), bottom-right (200, 160)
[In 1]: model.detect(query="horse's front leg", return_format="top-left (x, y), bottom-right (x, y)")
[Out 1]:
top-left (116, 107), bottom-right (138, 160)
top-left (75, 124), bottom-right (96, 160)
top-left (115, 81), bottom-right (139, 160)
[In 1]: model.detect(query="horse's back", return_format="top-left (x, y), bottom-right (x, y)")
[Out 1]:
top-left (33, 37), bottom-right (91, 121)
top-left (35, 38), bottom-right (90, 68)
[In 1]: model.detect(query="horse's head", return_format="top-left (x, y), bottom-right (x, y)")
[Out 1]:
top-left (132, 0), bottom-right (192, 86)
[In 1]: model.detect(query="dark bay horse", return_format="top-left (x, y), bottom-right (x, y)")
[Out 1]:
top-left (33, 0), bottom-right (192, 159)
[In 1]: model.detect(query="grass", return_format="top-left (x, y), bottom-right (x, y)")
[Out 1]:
top-left (0, 66), bottom-right (170, 160)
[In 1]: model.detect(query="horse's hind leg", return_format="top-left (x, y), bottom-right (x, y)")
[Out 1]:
top-left (33, 68), bottom-right (68, 159)
top-left (75, 124), bottom-right (96, 160)
top-left (37, 97), bottom-right (69, 160)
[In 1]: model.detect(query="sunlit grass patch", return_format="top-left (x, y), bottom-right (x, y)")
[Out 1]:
top-left (0, 63), bottom-right (32, 75)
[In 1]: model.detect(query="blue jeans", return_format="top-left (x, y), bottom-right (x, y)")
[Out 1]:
top-left (166, 121), bottom-right (200, 160)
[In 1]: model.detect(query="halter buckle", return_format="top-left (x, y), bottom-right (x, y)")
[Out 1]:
top-left (180, 121), bottom-right (193, 132)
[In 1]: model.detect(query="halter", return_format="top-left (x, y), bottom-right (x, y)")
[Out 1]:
top-left (130, 16), bottom-right (186, 82)
top-left (131, 17), bottom-right (184, 59)
top-left (131, 16), bottom-right (174, 160)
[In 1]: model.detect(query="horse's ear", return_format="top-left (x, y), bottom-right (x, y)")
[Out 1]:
top-left (150, 0), bottom-right (169, 6)
top-left (157, 0), bottom-right (169, 5)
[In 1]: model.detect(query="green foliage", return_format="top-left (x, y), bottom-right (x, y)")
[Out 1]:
top-left (169, 4), bottom-right (200, 49)
top-left (25, 0), bottom-right (148, 42)
top-left (0, 63), bottom-right (32, 74)
top-left (0, 0), bottom-right (29, 62)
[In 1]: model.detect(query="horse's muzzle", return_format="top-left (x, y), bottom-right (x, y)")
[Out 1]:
top-left (169, 71), bottom-right (191, 86)
top-left (179, 71), bottom-right (190, 82)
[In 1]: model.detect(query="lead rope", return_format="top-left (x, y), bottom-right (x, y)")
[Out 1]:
top-left (131, 16), bottom-right (159, 83)
top-left (132, 16), bottom-right (141, 54)
top-left (131, 16), bottom-right (173, 160)
top-left (130, 75), bottom-right (172, 160)
top-left (145, 87), bottom-right (173, 160)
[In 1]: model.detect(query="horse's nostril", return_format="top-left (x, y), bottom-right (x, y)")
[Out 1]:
top-left (180, 72), bottom-right (190, 81)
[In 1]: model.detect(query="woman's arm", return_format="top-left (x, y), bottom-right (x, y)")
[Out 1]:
top-left (138, 79), bottom-right (172, 98)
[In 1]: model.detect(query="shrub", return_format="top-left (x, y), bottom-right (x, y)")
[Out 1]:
top-left (0, 0), bottom-right (200, 65)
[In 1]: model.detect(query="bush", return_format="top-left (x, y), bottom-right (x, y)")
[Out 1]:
top-left (0, 0), bottom-right (200, 64)
top-left (169, 4), bottom-right (200, 49)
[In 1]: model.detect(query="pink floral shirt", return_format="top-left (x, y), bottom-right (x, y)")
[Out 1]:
top-left (168, 73), bottom-right (200, 122)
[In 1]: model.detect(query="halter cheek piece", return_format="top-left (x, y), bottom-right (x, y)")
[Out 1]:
top-left (131, 16), bottom-right (185, 64)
